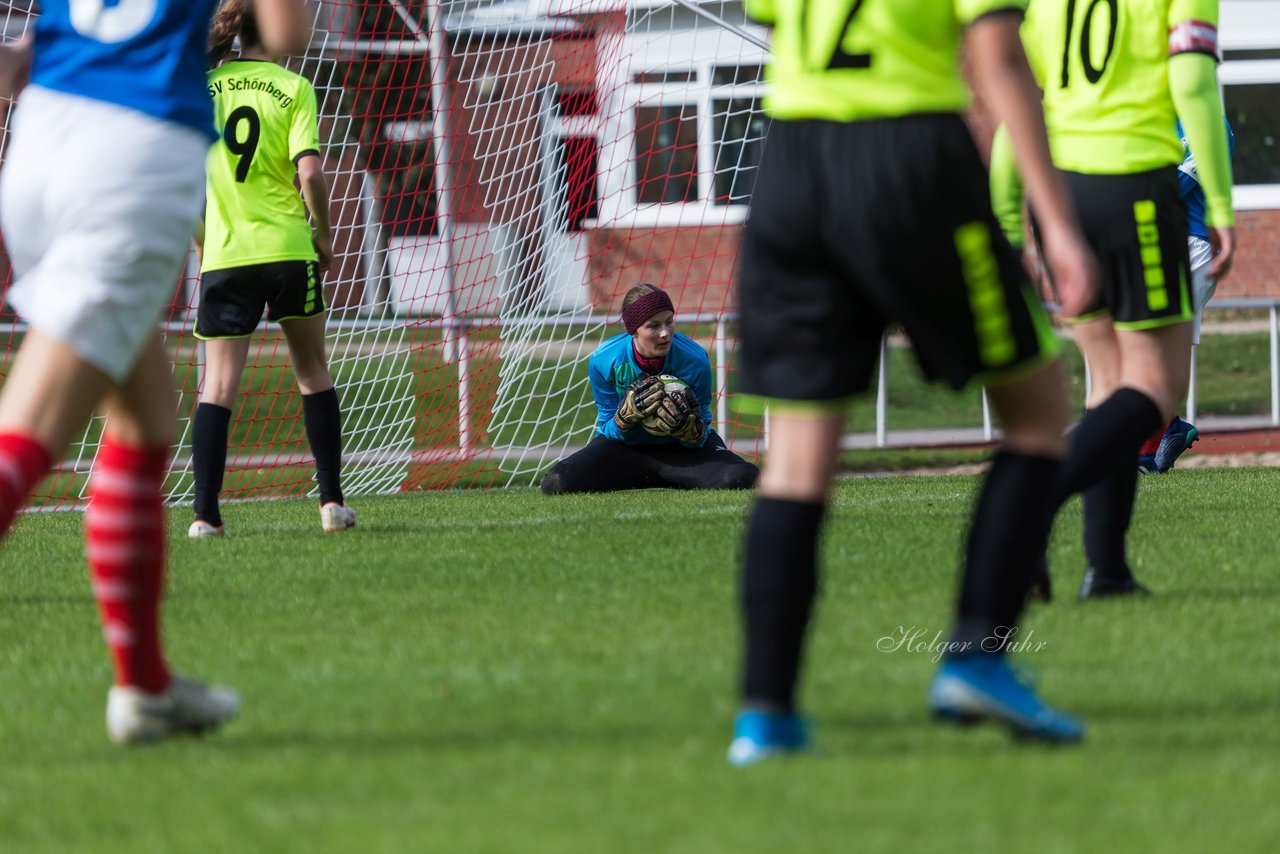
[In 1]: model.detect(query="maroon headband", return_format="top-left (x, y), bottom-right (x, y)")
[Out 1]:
top-left (622, 289), bottom-right (675, 335)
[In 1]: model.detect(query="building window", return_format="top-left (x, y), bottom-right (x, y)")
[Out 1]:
top-left (634, 104), bottom-right (700, 204)
top-left (633, 70), bottom-right (697, 84)
top-left (1223, 82), bottom-right (1280, 185)
top-left (1224, 48), bottom-right (1280, 61)
top-left (550, 135), bottom-right (600, 233)
top-left (711, 64), bottom-right (763, 86)
top-left (545, 80), bottom-right (601, 234)
top-left (382, 148), bottom-right (439, 238)
top-left (712, 97), bottom-right (767, 206)
top-left (599, 27), bottom-right (769, 227)
top-left (625, 68), bottom-right (766, 213)
top-left (554, 85), bottom-right (597, 118)
top-left (1220, 47), bottom-right (1280, 209)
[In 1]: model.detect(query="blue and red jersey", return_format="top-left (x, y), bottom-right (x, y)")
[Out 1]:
top-left (30, 0), bottom-right (220, 137)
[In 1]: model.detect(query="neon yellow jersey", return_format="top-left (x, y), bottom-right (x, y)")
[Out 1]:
top-left (745, 0), bottom-right (1028, 121)
top-left (202, 60), bottom-right (320, 273)
top-left (1022, 0), bottom-right (1220, 174)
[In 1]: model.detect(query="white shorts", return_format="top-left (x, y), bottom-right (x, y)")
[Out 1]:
top-left (1189, 236), bottom-right (1216, 346)
top-left (0, 86), bottom-right (209, 382)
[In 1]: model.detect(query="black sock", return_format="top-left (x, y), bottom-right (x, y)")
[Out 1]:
top-left (951, 451), bottom-right (1059, 654)
top-left (740, 497), bottom-right (824, 713)
top-left (1055, 388), bottom-right (1162, 503)
top-left (302, 387), bottom-right (344, 505)
top-left (192, 403), bottom-right (232, 526)
top-left (1082, 463), bottom-right (1139, 580)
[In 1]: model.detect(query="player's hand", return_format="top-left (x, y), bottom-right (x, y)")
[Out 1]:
top-left (1207, 226), bottom-right (1235, 281)
top-left (0, 35), bottom-right (33, 102)
top-left (614, 375), bottom-right (664, 429)
top-left (1039, 225), bottom-right (1098, 319)
top-left (645, 393), bottom-right (686, 436)
top-left (1021, 244), bottom-right (1048, 297)
top-left (667, 388), bottom-right (705, 445)
top-left (671, 416), bottom-right (705, 445)
top-left (673, 386), bottom-right (698, 411)
top-left (646, 387), bottom-right (702, 442)
top-left (312, 232), bottom-right (334, 274)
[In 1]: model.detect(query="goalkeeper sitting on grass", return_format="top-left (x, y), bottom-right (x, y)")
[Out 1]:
top-left (541, 283), bottom-right (758, 495)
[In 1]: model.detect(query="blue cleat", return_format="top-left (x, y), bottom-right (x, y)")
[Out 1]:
top-left (727, 710), bottom-right (811, 766)
top-left (1152, 416), bottom-right (1199, 473)
top-left (929, 654), bottom-right (1084, 744)
top-left (1137, 453), bottom-right (1158, 474)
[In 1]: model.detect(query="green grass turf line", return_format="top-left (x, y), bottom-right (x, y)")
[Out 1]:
top-left (1, 469), bottom-right (1278, 851)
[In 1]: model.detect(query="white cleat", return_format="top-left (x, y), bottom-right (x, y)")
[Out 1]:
top-left (106, 676), bottom-right (240, 745)
top-left (188, 520), bottom-right (226, 539)
top-left (320, 502), bottom-right (356, 533)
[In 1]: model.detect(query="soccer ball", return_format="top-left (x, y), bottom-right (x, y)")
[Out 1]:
top-left (641, 374), bottom-right (688, 431)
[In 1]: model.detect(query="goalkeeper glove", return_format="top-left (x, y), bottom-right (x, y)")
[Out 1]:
top-left (645, 387), bottom-right (705, 444)
top-left (614, 375), bottom-right (664, 430)
top-left (668, 388), bottom-right (705, 445)
top-left (644, 391), bottom-right (685, 436)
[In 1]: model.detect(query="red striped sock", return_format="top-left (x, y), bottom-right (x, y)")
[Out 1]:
top-left (0, 432), bottom-right (53, 541)
top-left (1139, 418), bottom-right (1173, 457)
top-left (86, 440), bottom-right (171, 692)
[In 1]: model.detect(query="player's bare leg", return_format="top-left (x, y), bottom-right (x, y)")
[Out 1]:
top-left (755, 410), bottom-right (844, 502)
top-left (0, 330), bottom-right (113, 458)
top-left (986, 359), bottom-right (1071, 458)
top-left (100, 332), bottom-right (179, 448)
top-left (198, 337), bottom-right (253, 410)
top-left (281, 313), bottom-right (353, 531)
top-left (1071, 316), bottom-right (1123, 407)
top-left (97, 330), bottom-right (239, 743)
top-left (279, 312), bottom-right (332, 396)
top-left (0, 331), bottom-right (115, 538)
top-left (1115, 322), bottom-right (1193, 420)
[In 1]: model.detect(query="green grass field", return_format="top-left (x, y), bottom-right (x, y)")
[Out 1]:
top-left (2, 469), bottom-right (1279, 852)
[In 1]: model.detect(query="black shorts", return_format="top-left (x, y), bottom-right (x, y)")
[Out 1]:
top-left (1060, 167), bottom-right (1192, 329)
top-left (738, 115), bottom-right (1057, 403)
top-left (196, 260), bottom-right (325, 339)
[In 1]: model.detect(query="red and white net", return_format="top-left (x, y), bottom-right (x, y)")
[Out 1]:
top-left (0, 0), bottom-right (769, 507)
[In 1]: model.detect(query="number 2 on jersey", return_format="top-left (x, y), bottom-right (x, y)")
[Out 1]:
top-left (1060, 0), bottom-right (1118, 87)
top-left (803, 0), bottom-right (872, 71)
top-left (224, 106), bottom-right (261, 183)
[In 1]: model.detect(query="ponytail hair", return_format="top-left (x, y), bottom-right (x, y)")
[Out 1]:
top-left (208, 0), bottom-right (263, 66)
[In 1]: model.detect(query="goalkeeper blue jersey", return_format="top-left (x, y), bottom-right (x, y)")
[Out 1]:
top-left (588, 332), bottom-right (713, 447)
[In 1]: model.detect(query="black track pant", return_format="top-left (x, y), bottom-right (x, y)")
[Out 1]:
top-left (541, 430), bottom-right (758, 495)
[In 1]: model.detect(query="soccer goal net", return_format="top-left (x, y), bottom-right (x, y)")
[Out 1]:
top-left (0, 0), bottom-right (768, 508)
